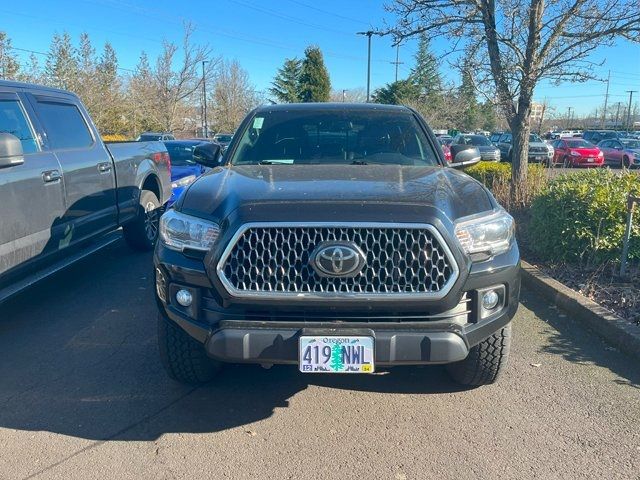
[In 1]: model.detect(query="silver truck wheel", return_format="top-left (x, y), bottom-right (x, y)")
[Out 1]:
top-left (123, 190), bottom-right (161, 251)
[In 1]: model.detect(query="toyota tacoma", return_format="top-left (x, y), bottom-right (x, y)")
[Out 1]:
top-left (154, 103), bottom-right (520, 386)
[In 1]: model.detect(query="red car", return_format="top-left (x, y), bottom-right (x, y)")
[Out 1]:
top-left (438, 138), bottom-right (452, 162)
top-left (550, 138), bottom-right (603, 167)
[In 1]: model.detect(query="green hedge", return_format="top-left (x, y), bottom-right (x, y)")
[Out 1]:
top-left (528, 169), bottom-right (640, 264)
top-left (465, 162), bottom-right (547, 210)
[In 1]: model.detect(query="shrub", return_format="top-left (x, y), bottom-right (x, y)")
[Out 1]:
top-left (528, 169), bottom-right (640, 264)
top-left (466, 162), bottom-right (547, 211)
top-left (101, 134), bottom-right (128, 142)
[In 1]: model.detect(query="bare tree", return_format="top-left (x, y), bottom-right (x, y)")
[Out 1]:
top-left (145, 24), bottom-right (218, 133)
top-left (385, 0), bottom-right (640, 203)
top-left (211, 59), bottom-right (260, 133)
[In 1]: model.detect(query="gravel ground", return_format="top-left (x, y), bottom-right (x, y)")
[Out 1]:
top-left (0, 240), bottom-right (638, 480)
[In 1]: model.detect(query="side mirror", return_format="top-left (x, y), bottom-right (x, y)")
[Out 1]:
top-left (193, 143), bottom-right (222, 168)
top-left (449, 145), bottom-right (481, 169)
top-left (0, 133), bottom-right (24, 168)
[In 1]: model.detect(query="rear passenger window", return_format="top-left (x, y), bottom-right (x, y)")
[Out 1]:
top-left (36, 101), bottom-right (93, 149)
top-left (0, 100), bottom-right (38, 154)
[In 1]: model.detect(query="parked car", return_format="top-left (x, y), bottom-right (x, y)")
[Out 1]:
top-left (0, 80), bottom-right (172, 303)
top-left (550, 138), bottom-right (603, 167)
top-left (437, 135), bottom-right (454, 146)
top-left (453, 134), bottom-right (501, 161)
top-left (489, 132), bottom-right (504, 145)
top-left (582, 130), bottom-right (621, 145)
top-left (154, 102), bottom-right (520, 387)
top-left (598, 138), bottom-right (640, 168)
top-left (437, 139), bottom-right (452, 162)
top-left (137, 132), bottom-right (175, 141)
top-left (213, 133), bottom-right (233, 151)
top-left (496, 132), bottom-right (553, 162)
top-left (164, 140), bottom-right (218, 206)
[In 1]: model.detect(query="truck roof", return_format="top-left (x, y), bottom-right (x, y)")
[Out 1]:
top-left (253, 102), bottom-right (412, 114)
top-left (0, 79), bottom-right (79, 99)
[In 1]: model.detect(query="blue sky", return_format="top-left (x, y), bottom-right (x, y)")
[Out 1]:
top-left (2, 0), bottom-right (639, 116)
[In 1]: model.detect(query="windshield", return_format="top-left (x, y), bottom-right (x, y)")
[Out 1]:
top-left (229, 110), bottom-right (439, 166)
top-left (215, 135), bottom-right (233, 143)
top-left (622, 139), bottom-right (640, 149)
top-left (462, 135), bottom-right (492, 146)
top-left (529, 134), bottom-right (543, 143)
top-left (566, 140), bottom-right (593, 148)
top-left (165, 143), bottom-right (197, 166)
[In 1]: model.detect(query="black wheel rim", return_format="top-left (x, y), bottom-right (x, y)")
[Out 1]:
top-left (144, 202), bottom-right (159, 241)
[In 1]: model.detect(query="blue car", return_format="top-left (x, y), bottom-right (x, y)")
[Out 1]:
top-left (164, 140), bottom-right (214, 206)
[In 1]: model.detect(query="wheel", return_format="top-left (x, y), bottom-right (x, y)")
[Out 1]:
top-left (623, 156), bottom-right (631, 169)
top-left (158, 311), bottom-right (222, 384)
top-left (123, 190), bottom-right (161, 251)
top-left (446, 323), bottom-right (512, 386)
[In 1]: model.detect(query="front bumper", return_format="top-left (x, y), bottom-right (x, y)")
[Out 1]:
top-left (155, 240), bottom-right (520, 366)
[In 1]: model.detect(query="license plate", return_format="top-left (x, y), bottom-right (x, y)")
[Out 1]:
top-left (587, 158), bottom-right (594, 162)
top-left (535, 156), bottom-right (543, 161)
top-left (299, 336), bottom-right (375, 373)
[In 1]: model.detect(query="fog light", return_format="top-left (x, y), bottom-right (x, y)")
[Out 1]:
top-left (482, 290), bottom-right (500, 310)
top-left (176, 289), bottom-right (193, 307)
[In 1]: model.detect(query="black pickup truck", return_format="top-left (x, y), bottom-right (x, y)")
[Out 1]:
top-left (0, 80), bottom-right (171, 302)
top-left (154, 103), bottom-right (520, 386)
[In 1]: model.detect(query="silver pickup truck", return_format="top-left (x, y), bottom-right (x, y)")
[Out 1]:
top-left (0, 80), bottom-right (171, 302)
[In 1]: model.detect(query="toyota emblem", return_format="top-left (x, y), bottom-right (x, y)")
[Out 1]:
top-left (310, 242), bottom-right (366, 278)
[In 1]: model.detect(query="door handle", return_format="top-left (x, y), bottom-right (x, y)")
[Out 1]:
top-left (42, 170), bottom-right (61, 183)
top-left (98, 162), bottom-right (112, 173)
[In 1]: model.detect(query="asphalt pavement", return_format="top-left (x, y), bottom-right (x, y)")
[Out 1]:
top-left (0, 240), bottom-right (638, 479)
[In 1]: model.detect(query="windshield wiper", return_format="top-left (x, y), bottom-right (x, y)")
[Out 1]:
top-left (350, 160), bottom-right (368, 165)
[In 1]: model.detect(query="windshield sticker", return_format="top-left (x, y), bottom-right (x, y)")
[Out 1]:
top-left (253, 117), bottom-right (264, 129)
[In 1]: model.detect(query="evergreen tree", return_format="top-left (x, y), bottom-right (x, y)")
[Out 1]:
top-left (458, 66), bottom-right (479, 131)
top-left (298, 46), bottom-right (331, 103)
top-left (45, 32), bottom-right (79, 91)
top-left (0, 31), bottom-right (20, 80)
top-left (269, 58), bottom-right (301, 103)
top-left (410, 33), bottom-right (442, 99)
top-left (95, 42), bottom-right (124, 134)
top-left (17, 53), bottom-right (42, 84)
top-left (372, 79), bottom-right (419, 105)
top-left (478, 101), bottom-right (498, 131)
top-left (75, 33), bottom-right (97, 120)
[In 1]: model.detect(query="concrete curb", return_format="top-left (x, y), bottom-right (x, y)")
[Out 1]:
top-left (521, 260), bottom-right (640, 359)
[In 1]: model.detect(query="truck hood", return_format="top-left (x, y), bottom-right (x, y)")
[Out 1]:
top-left (178, 165), bottom-right (495, 224)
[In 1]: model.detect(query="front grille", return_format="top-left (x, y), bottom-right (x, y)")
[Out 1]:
top-left (481, 151), bottom-right (499, 160)
top-left (217, 223), bottom-right (458, 299)
top-left (529, 146), bottom-right (547, 153)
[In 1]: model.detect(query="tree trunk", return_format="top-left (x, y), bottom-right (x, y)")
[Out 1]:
top-left (509, 92), bottom-right (534, 208)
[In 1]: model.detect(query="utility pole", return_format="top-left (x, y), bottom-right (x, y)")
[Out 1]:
top-left (625, 90), bottom-right (637, 132)
top-left (202, 60), bottom-right (209, 138)
top-left (357, 31), bottom-right (375, 102)
top-left (342, 89), bottom-right (346, 102)
top-left (615, 102), bottom-right (622, 127)
top-left (601, 70), bottom-right (610, 128)
top-left (390, 43), bottom-right (404, 83)
top-left (566, 107), bottom-right (573, 129)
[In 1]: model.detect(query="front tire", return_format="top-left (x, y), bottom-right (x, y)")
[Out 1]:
top-left (446, 323), bottom-right (512, 386)
top-left (623, 156), bottom-right (631, 169)
top-left (158, 312), bottom-right (222, 384)
top-left (123, 190), bottom-right (161, 251)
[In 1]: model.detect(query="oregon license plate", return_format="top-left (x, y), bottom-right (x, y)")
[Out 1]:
top-left (299, 336), bottom-right (375, 373)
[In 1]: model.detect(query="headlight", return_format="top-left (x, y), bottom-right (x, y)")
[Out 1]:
top-left (547, 146), bottom-right (554, 157)
top-left (159, 209), bottom-right (220, 251)
top-left (171, 175), bottom-right (197, 189)
top-left (454, 210), bottom-right (514, 257)
top-left (570, 150), bottom-right (581, 157)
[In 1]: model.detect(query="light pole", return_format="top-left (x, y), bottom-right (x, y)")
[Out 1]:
top-left (390, 43), bottom-right (403, 83)
top-left (342, 89), bottom-right (346, 102)
top-left (357, 31), bottom-right (375, 102)
top-left (202, 60), bottom-right (208, 138)
top-left (625, 90), bottom-right (637, 132)
top-left (566, 107), bottom-right (573, 129)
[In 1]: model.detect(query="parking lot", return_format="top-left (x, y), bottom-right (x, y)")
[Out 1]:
top-left (0, 239), bottom-right (638, 479)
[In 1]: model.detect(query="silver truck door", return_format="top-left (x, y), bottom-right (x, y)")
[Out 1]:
top-left (0, 92), bottom-right (66, 280)
top-left (30, 95), bottom-right (117, 246)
